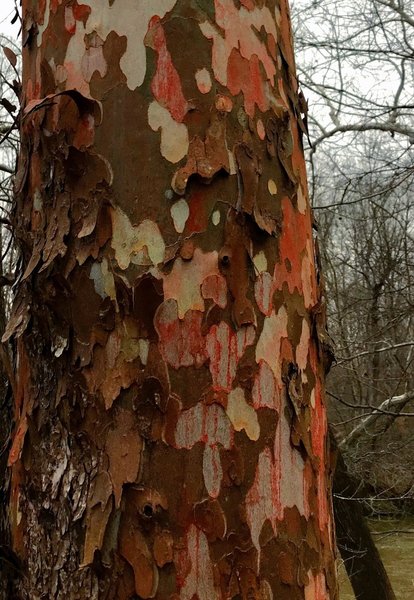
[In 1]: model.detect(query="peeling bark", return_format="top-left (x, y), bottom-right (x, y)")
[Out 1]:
top-left (8, 1), bottom-right (337, 598)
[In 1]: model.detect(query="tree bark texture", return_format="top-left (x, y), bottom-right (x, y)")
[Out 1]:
top-left (6, 1), bottom-right (337, 598)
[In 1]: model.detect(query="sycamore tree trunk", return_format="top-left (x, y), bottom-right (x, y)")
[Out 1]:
top-left (5, 1), bottom-right (337, 598)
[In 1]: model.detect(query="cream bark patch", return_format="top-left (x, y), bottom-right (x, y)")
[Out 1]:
top-left (199, 1), bottom-right (277, 87)
top-left (195, 68), bottom-right (213, 94)
top-left (256, 307), bottom-right (288, 385)
top-left (162, 248), bottom-right (219, 318)
top-left (177, 526), bottom-right (219, 600)
top-left (170, 199), bottom-right (189, 233)
top-left (246, 448), bottom-right (279, 563)
top-left (73, 0), bottom-right (178, 90)
top-left (90, 259), bottom-right (116, 300)
top-left (148, 101), bottom-right (189, 164)
top-left (226, 387), bottom-right (260, 441)
top-left (297, 183), bottom-right (307, 214)
top-left (253, 251), bottom-right (268, 274)
top-left (37, 0), bottom-right (54, 46)
top-left (268, 179), bottom-right (277, 195)
top-left (296, 318), bottom-right (310, 372)
top-left (212, 210), bottom-right (221, 226)
top-left (111, 206), bottom-right (165, 269)
top-left (174, 403), bottom-right (232, 498)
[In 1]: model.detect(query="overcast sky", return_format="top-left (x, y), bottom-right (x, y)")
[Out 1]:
top-left (0, 2), bottom-right (19, 40)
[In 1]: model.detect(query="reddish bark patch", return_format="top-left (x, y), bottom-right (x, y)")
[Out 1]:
top-left (155, 300), bottom-right (206, 369)
top-left (227, 48), bottom-right (268, 117)
top-left (146, 16), bottom-right (189, 122)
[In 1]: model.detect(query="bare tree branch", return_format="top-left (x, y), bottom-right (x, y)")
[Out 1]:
top-left (0, 164), bottom-right (13, 175)
top-left (339, 391), bottom-right (414, 448)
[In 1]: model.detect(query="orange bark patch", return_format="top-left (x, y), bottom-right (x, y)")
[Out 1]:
top-left (105, 409), bottom-right (143, 507)
top-left (273, 196), bottom-right (316, 308)
top-left (82, 472), bottom-right (113, 565)
top-left (119, 523), bottom-right (158, 599)
top-left (154, 530), bottom-right (174, 567)
top-left (201, 274), bottom-right (228, 309)
top-left (227, 48), bottom-right (268, 116)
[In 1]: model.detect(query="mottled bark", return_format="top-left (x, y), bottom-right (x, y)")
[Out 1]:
top-left (331, 432), bottom-right (396, 600)
top-left (7, 1), bottom-right (337, 598)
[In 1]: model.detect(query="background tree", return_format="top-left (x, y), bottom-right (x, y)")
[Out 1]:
top-left (3, 1), bottom-right (337, 599)
top-left (0, 29), bottom-right (21, 600)
top-left (293, 0), bottom-right (414, 511)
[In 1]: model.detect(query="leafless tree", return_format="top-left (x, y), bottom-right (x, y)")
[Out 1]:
top-left (292, 0), bottom-right (414, 509)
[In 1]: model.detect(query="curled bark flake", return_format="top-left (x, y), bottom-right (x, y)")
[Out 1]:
top-left (22, 191), bottom-right (70, 279)
top-left (220, 209), bottom-right (256, 328)
top-left (171, 111), bottom-right (230, 195)
top-left (2, 287), bottom-right (31, 342)
top-left (82, 472), bottom-right (113, 566)
top-left (118, 522), bottom-right (159, 599)
top-left (284, 363), bottom-right (312, 455)
top-left (24, 90), bottom-right (101, 125)
top-left (2, 44), bottom-right (17, 68)
top-left (40, 193), bottom-right (71, 272)
top-left (24, 90), bottom-right (101, 150)
top-left (234, 143), bottom-right (278, 235)
top-left (265, 114), bottom-right (297, 186)
top-left (194, 498), bottom-right (227, 542)
top-left (82, 317), bottom-right (143, 407)
top-left (75, 202), bottom-right (112, 267)
top-left (105, 409), bottom-right (143, 508)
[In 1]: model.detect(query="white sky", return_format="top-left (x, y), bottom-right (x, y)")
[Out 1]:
top-left (0, 2), bottom-right (19, 40)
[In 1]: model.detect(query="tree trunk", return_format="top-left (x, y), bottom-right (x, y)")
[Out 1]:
top-left (331, 432), bottom-right (396, 600)
top-left (6, 1), bottom-right (337, 598)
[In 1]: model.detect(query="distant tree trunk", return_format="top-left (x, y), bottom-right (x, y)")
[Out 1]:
top-left (0, 326), bottom-right (16, 599)
top-left (6, 1), bottom-right (337, 598)
top-left (331, 431), bottom-right (396, 600)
